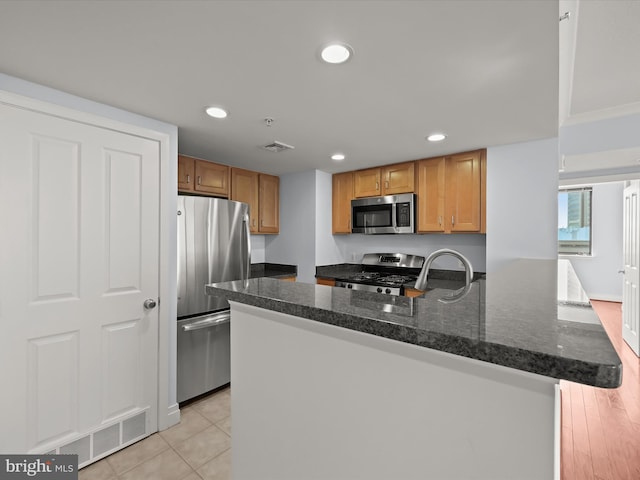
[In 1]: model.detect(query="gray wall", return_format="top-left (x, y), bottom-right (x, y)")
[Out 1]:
top-left (564, 182), bottom-right (624, 301)
top-left (486, 138), bottom-right (559, 273)
top-left (265, 170), bottom-right (318, 283)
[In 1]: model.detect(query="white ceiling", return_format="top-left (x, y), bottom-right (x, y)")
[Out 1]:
top-left (0, 1), bottom-right (637, 177)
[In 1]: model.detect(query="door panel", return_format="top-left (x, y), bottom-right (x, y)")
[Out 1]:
top-left (416, 157), bottom-right (446, 232)
top-left (448, 152), bottom-right (481, 232)
top-left (0, 101), bottom-right (160, 462)
top-left (27, 332), bottom-right (79, 449)
top-left (623, 182), bottom-right (640, 355)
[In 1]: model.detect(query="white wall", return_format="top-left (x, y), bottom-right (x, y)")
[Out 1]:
top-left (265, 170), bottom-right (317, 283)
top-left (560, 112), bottom-right (640, 156)
top-left (315, 170), bottom-right (343, 266)
top-left (486, 138), bottom-right (559, 273)
top-left (563, 182), bottom-right (623, 301)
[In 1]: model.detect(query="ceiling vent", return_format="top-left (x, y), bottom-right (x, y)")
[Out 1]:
top-left (262, 141), bottom-right (295, 153)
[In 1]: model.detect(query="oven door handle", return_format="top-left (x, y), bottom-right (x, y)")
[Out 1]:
top-left (182, 312), bottom-right (231, 332)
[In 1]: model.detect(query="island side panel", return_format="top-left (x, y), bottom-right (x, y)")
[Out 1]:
top-left (230, 301), bottom-right (558, 480)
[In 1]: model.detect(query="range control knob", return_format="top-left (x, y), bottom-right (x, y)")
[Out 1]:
top-left (385, 288), bottom-right (391, 294)
top-left (377, 287), bottom-right (383, 293)
top-left (347, 284), bottom-right (353, 289)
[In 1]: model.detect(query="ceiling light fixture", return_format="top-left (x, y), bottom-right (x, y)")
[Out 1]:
top-left (320, 43), bottom-right (353, 64)
top-left (205, 106), bottom-right (228, 119)
top-left (427, 133), bottom-right (447, 142)
top-left (331, 153), bottom-right (345, 161)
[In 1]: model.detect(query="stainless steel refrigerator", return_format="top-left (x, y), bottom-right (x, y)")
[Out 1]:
top-left (177, 195), bottom-right (250, 403)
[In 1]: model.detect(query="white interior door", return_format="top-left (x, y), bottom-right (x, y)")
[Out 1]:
top-left (622, 181), bottom-right (640, 356)
top-left (0, 101), bottom-right (160, 465)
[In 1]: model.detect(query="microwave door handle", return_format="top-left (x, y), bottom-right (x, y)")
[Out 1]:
top-left (391, 203), bottom-right (398, 233)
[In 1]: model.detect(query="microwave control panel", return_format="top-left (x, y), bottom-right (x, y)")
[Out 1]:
top-left (396, 202), bottom-right (412, 227)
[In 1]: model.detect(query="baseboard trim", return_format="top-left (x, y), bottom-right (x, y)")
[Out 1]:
top-left (589, 294), bottom-right (622, 303)
top-left (159, 402), bottom-right (180, 431)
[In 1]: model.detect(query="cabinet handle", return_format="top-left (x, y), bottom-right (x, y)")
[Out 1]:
top-left (385, 181), bottom-right (389, 189)
top-left (186, 174), bottom-right (190, 184)
top-left (451, 215), bottom-right (455, 226)
top-left (252, 219), bottom-right (256, 227)
top-left (376, 181), bottom-right (379, 191)
top-left (197, 176), bottom-right (201, 185)
top-left (438, 216), bottom-right (442, 226)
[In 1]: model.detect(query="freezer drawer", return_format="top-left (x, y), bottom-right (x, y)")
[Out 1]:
top-left (177, 311), bottom-right (231, 403)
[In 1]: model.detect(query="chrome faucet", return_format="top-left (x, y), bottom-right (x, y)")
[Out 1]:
top-left (413, 248), bottom-right (474, 292)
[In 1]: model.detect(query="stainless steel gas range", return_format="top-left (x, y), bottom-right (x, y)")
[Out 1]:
top-left (334, 253), bottom-right (425, 296)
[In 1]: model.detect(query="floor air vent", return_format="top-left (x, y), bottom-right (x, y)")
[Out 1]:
top-left (262, 141), bottom-right (294, 153)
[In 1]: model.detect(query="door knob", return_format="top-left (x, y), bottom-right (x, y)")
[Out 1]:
top-left (143, 299), bottom-right (157, 309)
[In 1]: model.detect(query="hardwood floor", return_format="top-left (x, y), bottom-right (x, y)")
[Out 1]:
top-left (561, 301), bottom-right (640, 480)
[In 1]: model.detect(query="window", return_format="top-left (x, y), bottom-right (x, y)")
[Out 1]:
top-left (558, 188), bottom-right (592, 255)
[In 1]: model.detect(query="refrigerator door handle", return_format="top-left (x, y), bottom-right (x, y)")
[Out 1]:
top-left (182, 312), bottom-right (231, 332)
top-left (243, 212), bottom-right (251, 282)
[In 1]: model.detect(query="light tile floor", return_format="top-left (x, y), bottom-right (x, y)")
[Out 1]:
top-left (79, 387), bottom-right (231, 480)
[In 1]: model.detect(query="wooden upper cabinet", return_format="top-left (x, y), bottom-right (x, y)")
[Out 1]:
top-left (332, 171), bottom-right (354, 234)
top-left (416, 157), bottom-right (446, 233)
top-left (178, 155), bottom-right (229, 197)
top-left (447, 150), bottom-right (482, 232)
top-left (259, 174), bottom-right (279, 234)
top-left (354, 168), bottom-right (381, 198)
top-left (354, 162), bottom-right (414, 198)
top-left (382, 162), bottom-right (415, 195)
top-left (231, 168), bottom-right (259, 233)
top-left (177, 155), bottom-right (195, 192)
top-left (416, 149), bottom-right (485, 233)
top-left (194, 160), bottom-right (229, 196)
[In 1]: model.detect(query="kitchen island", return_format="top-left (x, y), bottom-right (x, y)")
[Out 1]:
top-left (206, 259), bottom-right (621, 480)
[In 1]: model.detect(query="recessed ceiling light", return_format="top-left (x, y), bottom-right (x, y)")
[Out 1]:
top-left (331, 153), bottom-right (345, 161)
top-left (205, 106), bottom-right (228, 119)
top-left (427, 133), bottom-right (447, 142)
top-left (320, 43), bottom-right (353, 64)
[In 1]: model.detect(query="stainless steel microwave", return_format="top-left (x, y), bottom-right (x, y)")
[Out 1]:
top-left (351, 193), bottom-right (415, 234)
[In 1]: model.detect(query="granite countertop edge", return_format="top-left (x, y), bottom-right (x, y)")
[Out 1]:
top-left (206, 278), bottom-right (622, 389)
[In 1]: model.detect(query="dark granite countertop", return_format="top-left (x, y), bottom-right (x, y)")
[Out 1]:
top-left (206, 259), bottom-right (621, 388)
top-left (250, 263), bottom-right (297, 279)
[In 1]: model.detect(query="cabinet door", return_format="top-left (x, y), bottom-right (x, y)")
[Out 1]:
top-left (195, 160), bottom-right (229, 197)
top-left (231, 168), bottom-right (259, 233)
top-left (259, 174), bottom-right (279, 234)
top-left (177, 155), bottom-right (195, 192)
top-left (416, 157), bottom-right (446, 232)
top-left (354, 168), bottom-right (381, 198)
top-left (332, 172), bottom-right (354, 234)
top-left (383, 161), bottom-right (414, 195)
top-left (447, 151), bottom-right (481, 232)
